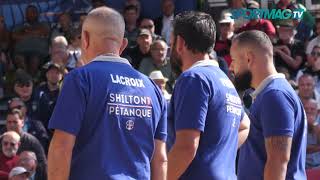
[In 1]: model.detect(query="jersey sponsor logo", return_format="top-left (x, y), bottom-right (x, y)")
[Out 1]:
top-left (226, 93), bottom-right (242, 116)
top-left (108, 93), bottom-right (152, 118)
top-left (110, 74), bottom-right (145, 88)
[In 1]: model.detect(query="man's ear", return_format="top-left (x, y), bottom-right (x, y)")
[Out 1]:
top-left (176, 35), bottom-right (185, 52)
top-left (247, 50), bottom-right (255, 68)
top-left (82, 31), bottom-right (90, 50)
top-left (119, 38), bottom-right (128, 55)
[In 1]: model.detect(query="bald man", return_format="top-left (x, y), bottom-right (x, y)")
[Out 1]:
top-left (230, 30), bottom-right (307, 180)
top-left (48, 7), bottom-right (167, 180)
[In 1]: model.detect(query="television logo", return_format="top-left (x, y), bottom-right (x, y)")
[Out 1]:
top-left (231, 8), bottom-right (305, 20)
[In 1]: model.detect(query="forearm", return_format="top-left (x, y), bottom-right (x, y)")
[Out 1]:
top-left (168, 147), bottom-right (195, 180)
top-left (151, 156), bottom-right (167, 180)
top-left (278, 52), bottom-right (301, 70)
top-left (238, 128), bottom-right (249, 148)
top-left (307, 145), bottom-right (320, 154)
top-left (264, 159), bottom-right (288, 180)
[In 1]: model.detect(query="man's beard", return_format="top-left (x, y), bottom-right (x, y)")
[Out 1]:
top-left (234, 70), bottom-right (253, 92)
top-left (3, 147), bottom-right (17, 158)
top-left (170, 39), bottom-right (183, 78)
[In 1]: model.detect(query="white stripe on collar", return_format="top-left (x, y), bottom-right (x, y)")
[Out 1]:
top-left (91, 55), bottom-right (131, 66)
top-left (251, 73), bottom-right (286, 99)
top-left (189, 59), bottom-right (219, 70)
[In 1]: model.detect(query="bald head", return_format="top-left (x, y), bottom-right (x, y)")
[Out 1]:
top-left (83, 7), bottom-right (125, 43)
top-left (232, 30), bottom-right (273, 59)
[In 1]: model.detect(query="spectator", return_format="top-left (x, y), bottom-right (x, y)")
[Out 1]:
top-left (296, 45), bottom-right (320, 93)
top-left (214, 12), bottom-right (234, 66)
top-left (149, 70), bottom-right (171, 101)
top-left (297, 74), bottom-right (320, 105)
top-left (8, 167), bottom-right (29, 180)
top-left (139, 39), bottom-right (173, 92)
top-left (304, 98), bottom-right (320, 169)
top-left (0, 15), bottom-right (10, 53)
top-left (18, 151), bottom-right (45, 180)
top-left (51, 12), bottom-right (75, 40)
top-left (124, 28), bottom-right (152, 69)
top-left (5, 109), bottom-right (47, 180)
top-left (124, 0), bottom-right (141, 18)
top-left (139, 18), bottom-right (163, 41)
top-left (273, 19), bottom-right (305, 78)
top-left (5, 97), bottom-right (49, 151)
top-left (12, 5), bottom-right (50, 60)
top-left (0, 131), bottom-right (20, 180)
top-left (123, 5), bottom-right (140, 48)
top-left (306, 18), bottom-right (320, 57)
top-left (154, 0), bottom-right (175, 44)
top-left (86, 0), bottom-right (107, 13)
top-left (35, 63), bottom-right (63, 137)
top-left (236, 1), bottom-right (276, 39)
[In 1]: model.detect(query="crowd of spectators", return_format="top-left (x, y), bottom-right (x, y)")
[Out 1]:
top-left (0, 0), bottom-right (319, 179)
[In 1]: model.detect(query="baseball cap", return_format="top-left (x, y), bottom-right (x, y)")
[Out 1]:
top-left (219, 12), bottom-right (234, 24)
top-left (149, 71), bottom-right (168, 81)
top-left (43, 62), bottom-right (64, 73)
top-left (277, 19), bottom-right (295, 28)
top-left (247, 0), bottom-right (260, 9)
top-left (8, 167), bottom-right (30, 178)
top-left (138, 28), bottom-right (152, 37)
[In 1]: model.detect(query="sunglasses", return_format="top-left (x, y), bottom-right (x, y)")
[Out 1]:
top-left (311, 51), bottom-right (320, 57)
top-left (2, 141), bottom-right (16, 147)
top-left (141, 25), bottom-right (154, 29)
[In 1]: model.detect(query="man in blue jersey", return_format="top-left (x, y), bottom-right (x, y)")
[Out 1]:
top-left (47, 7), bottom-right (167, 180)
top-left (230, 30), bottom-right (307, 180)
top-left (167, 11), bottom-right (250, 179)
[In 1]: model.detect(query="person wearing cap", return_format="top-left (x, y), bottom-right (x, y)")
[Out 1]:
top-left (139, 39), bottom-right (174, 93)
top-left (0, 131), bottom-right (20, 180)
top-left (34, 62), bottom-right (63, 138)
top-left (8, 167), bottom-right (29, 180)
top-left (139, 18), bottom-right (164, 41)
top-left (214, 12), bottom-right (235, 66)
top-left (18, 151), bottom-right (44, 180)
top-left (48, 7), bottom-right (167, 180)
top-left (149, 70), bottom-right (171, 101)
top-left (273, 19), bottom-right (305, 79)
top-left (123, 28), bottom-right (153, 69)
top-left (123, 5), bottom-right (140, 49)
top-left (236, 1), bottom-right (276, 38)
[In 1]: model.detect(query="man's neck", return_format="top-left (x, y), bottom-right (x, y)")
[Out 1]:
top-left (251, 65), bottom-right (278, 89)
top-left (182, 53), bottom-right (210, 72)
top-left (47, 83), bottom-right (60, 91)
top-left (126, 24), bottom-right (136, 32)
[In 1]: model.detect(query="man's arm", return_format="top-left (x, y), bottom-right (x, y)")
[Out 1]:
top-left (151, 139), bottom-right (167, 180)
top-left (238, 114), bottom-right (250, 148)
top-left (168, 129), bottom-right (200, 180)
top-left (264, 136), bottom-right (292, 180)
top-left (48, 129), bottom-right (75, 180)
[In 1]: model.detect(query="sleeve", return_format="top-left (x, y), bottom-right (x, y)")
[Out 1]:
top-left (154, 95), bottom-right (168, 142)
top-left (260, 90), bottom-right (295, 138)
top-left (174, 76), bottom-right (209, 132)
top-left (48, 71), bottom-right (87, 136)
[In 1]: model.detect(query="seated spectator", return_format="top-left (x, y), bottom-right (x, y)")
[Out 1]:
top-left (12, 5), bottom-right (50, 60)
top-left (154, 0), bottom-right (175, 44)
top-left (35, 63), bottom-right (63, 137)
top-left (304, 98), bottom-right (320, 169)
top-left (296, 45), bottom-right (320, 93)
top-left (124, 5), bottom-right (140, 48)
top-left (8, 167), bottom-right (29, 180)
top-left (273, 19), bottom-right (305, 78)
top-left (18, 151), bottom-right (45, 180)
top-left (139, 18), bottom-right (163, 41)
top-left (214, 12), bottom-right (234, 66)
top-left (5, 97), bottom-right (49, 151)
top-left (124, 29), bottom-right (152, 69)
top-left (149, 70), bottom-right (171, 101)
top-left (5, 109), bottom-right (47, 180)
top-left (0, 15), bottom-right (10, 53)
top-left (139, 39), bottom-right (173, 92)
top-left (0, 131), bottom-right (20, 180)
top-left (297, 74), bottom-right (320, 104)
top-left (236, 1), bottom-right (276, 38)
top-left (306, 18), bottom-right (320, 57)
top-left (51, 36), bottom-right (80, 71)
top-left (13, 71), bottom-right (38, 119)
top-left (51, 12), bottom-right (75, 40)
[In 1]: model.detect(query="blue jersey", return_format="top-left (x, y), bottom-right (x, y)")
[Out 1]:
top-left (238, 74), bottom-right (307, 180)
top-left (49, 56), bottom-right (167, 180)
top-left (169, 60), bottom-right (244, 179)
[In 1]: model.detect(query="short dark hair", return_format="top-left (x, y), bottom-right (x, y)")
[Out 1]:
top-left (7, 109), bottom-right (24, 119)
top-left (232, 30), bottom-right (273, 55)
top-left (124, 5), bottom-right (138, 13)
top-left (172, 11), bottom-right (216, 54)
